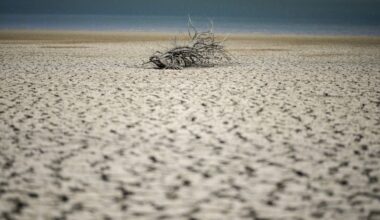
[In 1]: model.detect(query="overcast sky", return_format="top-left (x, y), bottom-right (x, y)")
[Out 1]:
top-left (1, 0), bottom-right (379, 24)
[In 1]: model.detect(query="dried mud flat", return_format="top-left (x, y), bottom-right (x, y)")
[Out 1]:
top-left (0, 32), bottom-right (380, 220)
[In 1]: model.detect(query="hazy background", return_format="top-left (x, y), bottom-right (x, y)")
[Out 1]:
top-left (1, 0), bottom-right (380, 35)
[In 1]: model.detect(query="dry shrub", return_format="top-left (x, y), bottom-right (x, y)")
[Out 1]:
top-left (146, 17), bottom-right (231, 69)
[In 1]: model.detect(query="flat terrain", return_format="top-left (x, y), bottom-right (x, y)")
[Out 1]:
top-left (1, 31), bottom-right (380, 220)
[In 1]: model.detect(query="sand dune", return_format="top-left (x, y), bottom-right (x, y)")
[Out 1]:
top-left (0, 31), bottom-right (380, 220)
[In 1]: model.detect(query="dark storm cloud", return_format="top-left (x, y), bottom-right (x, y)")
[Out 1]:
top-left (1, 0), bottom-right (379, 23)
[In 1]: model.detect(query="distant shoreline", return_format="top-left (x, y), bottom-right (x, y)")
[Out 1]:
top-left (1, 14), bottom-right (380, 37)
top-left (1, 30), bottom-right (380, 45)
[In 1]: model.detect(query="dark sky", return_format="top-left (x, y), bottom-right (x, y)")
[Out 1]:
top-left (1, 0), bottom-right (380, 23)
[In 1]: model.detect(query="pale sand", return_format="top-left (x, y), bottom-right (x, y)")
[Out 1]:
top-left (0, 31), bottom-right (380, 220)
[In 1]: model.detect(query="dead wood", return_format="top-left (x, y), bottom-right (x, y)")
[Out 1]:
top-left (146, 17), bottom-right (231, 69)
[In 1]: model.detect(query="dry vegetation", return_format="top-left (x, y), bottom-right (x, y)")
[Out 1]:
top-left (146, 18), bottom-right (231, 69)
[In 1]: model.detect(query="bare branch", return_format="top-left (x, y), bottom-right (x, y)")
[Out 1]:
top-left (208, 19), bottom-right (214, 33)
top-left (188, 16), bottom-right (198, 40)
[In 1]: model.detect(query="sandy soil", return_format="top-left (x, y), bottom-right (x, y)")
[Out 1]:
top-left (0, 31), bottom-right (380, 220)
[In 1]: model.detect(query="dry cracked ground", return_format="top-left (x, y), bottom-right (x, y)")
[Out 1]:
top-left (0, 37), bottom-right (380, 220)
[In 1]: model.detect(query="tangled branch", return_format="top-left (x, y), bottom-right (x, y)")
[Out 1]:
top-left (146, 17), bottom-right (231, 69)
